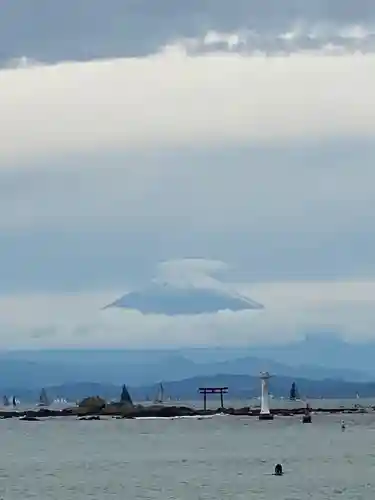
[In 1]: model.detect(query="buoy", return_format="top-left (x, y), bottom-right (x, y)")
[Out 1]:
top-left (274, 463), bottom-right (283, 476)
top-left (341, 420), bottom-right (346, 431)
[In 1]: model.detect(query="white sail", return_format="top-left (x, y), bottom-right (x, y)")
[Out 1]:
top-left (38, 388), bottom-right (50, 406)
top-left (154, 382), bottom-right (164, 403)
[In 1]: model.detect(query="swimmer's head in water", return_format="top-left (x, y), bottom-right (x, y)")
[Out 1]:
top-left (274, 464), bottom-right (283, 475)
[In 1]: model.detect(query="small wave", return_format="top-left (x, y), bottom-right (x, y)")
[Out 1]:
top-left (135, 414), bottom-right (224, 421)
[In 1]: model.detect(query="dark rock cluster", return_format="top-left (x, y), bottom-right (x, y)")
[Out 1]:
top-left (0, 401), bottom-right (372, 422)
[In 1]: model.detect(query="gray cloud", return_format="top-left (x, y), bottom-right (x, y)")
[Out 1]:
top-left (1, 7), bottom-right (375, 347)
top-left (1, 141), bottom-right (375, 293)
top-left (1, 1), bottom-right (375, 65)
top-left (2, 281), bottom-right (375, 349)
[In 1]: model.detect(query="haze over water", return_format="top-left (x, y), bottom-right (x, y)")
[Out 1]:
top-left (1, 412), bottom-right (375, 500)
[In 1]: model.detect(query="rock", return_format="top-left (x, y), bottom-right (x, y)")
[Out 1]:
top-left (0, 413), bottom-right (15, 419)
top-left (19, 415), bottom-right (40, 421)
top-left (78, 415), bottom-right (101, 420)
top-left (102, 402), bottom-right (134, 415)
top-left (78, 396), bottom-right (106, 411)
top-left (112, 415), bottom-right (135, 419)
top-left (132, 405), bottom-right (197, 418)
top-left (34, 408), bottom-right (54, 418)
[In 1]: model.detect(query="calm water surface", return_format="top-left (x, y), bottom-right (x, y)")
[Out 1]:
top-left (1, 413), bottom-right (375, 499)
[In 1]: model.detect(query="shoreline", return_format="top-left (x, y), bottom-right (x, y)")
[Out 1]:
top-left (0, 404), bottom-right (372, 420)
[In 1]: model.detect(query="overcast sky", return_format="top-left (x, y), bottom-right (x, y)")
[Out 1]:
top-left (0, 1), bottom-right (375, 349)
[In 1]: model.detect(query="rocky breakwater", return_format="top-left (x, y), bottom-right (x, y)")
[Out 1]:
top-left (79, 397), bottom-right (200, 419)
top-left (0, 407), bottom-right (76, 420)
top-left (0, 395), bottom-right (201, 421)
top-left (0, 400), bottom-right (371, 421)
top-left (225, 406), bottom-right (372, 416)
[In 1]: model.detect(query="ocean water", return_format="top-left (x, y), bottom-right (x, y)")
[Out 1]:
top-left (1, 412), bottom-right (375, 499)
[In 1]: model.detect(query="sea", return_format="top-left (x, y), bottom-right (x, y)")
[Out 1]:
top-left (1, 399), bottom-right (375, 499)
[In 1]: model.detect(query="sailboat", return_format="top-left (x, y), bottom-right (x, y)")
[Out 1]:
top-left (12, 396), bottom-right (17, 408)
top-left (120, 384), bottom-right (133, 406)
top-left (289, 382), bottom-right (298, 401)
top-left (53, 397), bottom-right (68, 404)
top-left (3, 395), bottom-right (10, 407)
top-left (37, 388), bottom-right (50, 407)
top-left (153, 382), bottom-right (164, 404)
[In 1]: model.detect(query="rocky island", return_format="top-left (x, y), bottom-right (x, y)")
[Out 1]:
top-left (0, 402), bottom-right (371, 421)
top-left (0, 384), bottom-right (372, 421)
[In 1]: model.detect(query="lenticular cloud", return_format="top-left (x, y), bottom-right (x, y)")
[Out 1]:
top-left (104, 259), bottom-right (264, 315)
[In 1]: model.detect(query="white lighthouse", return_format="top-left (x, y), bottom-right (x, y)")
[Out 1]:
top-left (259, 371), bottom-right (274, 420)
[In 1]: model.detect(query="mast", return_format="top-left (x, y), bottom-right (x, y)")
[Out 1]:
top-left (120, 384), bottom-right (133, 406)
top-left (289, 382), bottom-right (297, 401)
top-left (160, 382), bottom-right (164, 403)
top-left (154, 382), bottom-right (164, 403)
top-left (39, 388), bottom-right (50, 406)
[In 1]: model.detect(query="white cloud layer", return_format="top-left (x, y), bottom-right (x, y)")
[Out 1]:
top-left (182, 24), bottom-right (375, 53)
top-left (155, 259), bottom-right (229, 288)
top-left (1, 280), bottom-right (375, 349)
top-left (1, 41), bottom-right (375, 164)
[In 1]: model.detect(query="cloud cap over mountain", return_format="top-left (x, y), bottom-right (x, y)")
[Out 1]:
top-left (105, 259), bottom-right (264, 315)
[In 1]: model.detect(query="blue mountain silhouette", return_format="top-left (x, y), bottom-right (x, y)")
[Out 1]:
top-left (104, 282), bottom-right (263, 315)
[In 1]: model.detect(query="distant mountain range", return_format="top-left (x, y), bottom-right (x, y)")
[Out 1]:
top-left (0, 347), bottom-right (370, 391)
top-left (134, 374), bottom-right (375, 400)
top-left (1, 336), bottom-right (375, 398)
top-left (3, 374), bottom-right (375, 403)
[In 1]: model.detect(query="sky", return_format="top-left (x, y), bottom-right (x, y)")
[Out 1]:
top-left (1, 0), bottom-right (375, 349)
